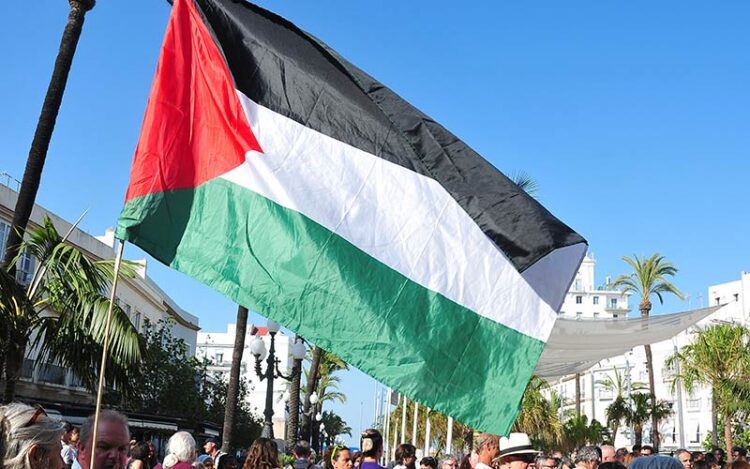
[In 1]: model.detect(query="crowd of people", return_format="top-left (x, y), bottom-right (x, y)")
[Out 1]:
top-left (2, 402), bottom-right (750, 469)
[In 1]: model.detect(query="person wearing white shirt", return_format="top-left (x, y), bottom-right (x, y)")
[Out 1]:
top-left (475, 433), bottom-right (500, 469)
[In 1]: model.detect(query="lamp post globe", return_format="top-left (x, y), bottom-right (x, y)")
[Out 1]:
top-left (310, 392), bottom-right (319, 405)
top-left (291, 341), bottom-right (306, 360)
top-left (267, 319), bottom-right (281, 333)
top-left (249, 335), bottom-right (267, 358)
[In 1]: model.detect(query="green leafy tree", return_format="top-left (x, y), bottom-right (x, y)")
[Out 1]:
top-left (561, 415), bottom-right (610, 452)
top-left (114, 318), bottom-right (206, 419)
top-left (108, 318), bottom-right (263, 452)
top-left (512, 376), bottom-right (563, 450)
top-left (202, 373), bottom-right (263, 451)
top-left (0, 216), bottom-right (141, 402)
top-left (612, 253), bottom-right (684, 450)
top-left (606, 392), bottom-right (671, 447)
top-left (667, 324), bottom-right (750, 456)
top-left (597, 368), bottom-right (647, 437)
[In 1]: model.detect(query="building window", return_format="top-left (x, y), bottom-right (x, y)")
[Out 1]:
top-left (134, 311), bottom-right (142, 331)
top-left (215, 353), bottom-right (224, 363)
top-left (0, 221), bottom-right (9, 258)
top-left (21, 359), bottom-right (35, 380)
top-left (15, 249), bottom-right (35, 286)
top-left (610, 298), bottom-right (618, 308)
top-left (686, 398), bottom-right (701, 411)
top-left (576, 296), bottom-right (583, 304)
top-left (123, 303), bottom-right (131, 319)
top-left (599, 387), bottom-right (613, 400)
top-left (576, 312), bottom-right (583, 319)
top-left (593, 296), bottom-right (599, 305)
top-left (593, 312), bottom-right (600, 319)
top-left (690, 424), bottom-right (701, 443)
top-left (39, 363), bottom-right (66, 385)
top-left (575, 279), bottom-right (582, 291)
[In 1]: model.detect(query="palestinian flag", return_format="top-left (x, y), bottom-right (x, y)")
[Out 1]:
top-left (117, 0), bottom-right (587, 434)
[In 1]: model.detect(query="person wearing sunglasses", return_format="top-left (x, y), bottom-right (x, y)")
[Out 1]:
top-left (324, 445), bottom-right (352, 469)
top-left (0, 402), bottom-right (66, 469)
top-left (493, 433), bottom-right (539, 469)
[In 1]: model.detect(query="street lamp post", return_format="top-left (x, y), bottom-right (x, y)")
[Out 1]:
top-left (250, 320), bottom-right (305, 439)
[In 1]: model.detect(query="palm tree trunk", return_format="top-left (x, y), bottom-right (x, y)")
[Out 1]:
top-left (640, 301), bottom-right (659, 451)
top-left (285, 337), bottom-right (303, 453)
top-left (3, 341), bottom-right (26, 404)
top-left (724, 417), bottom-right (734, 462)
top-left (1, 0), bottom-right (95, 272)
top-left (634, 425), bottom-right (643, 447)
top-left (644, 343), bottom-right (658, 449)
top-left (575, 373), bottom-right (582, 417)
top-left (300, 345), bottom-right (323, 442)
top-left (711, 386), bottom-right (719, 449)
top-left (221, 305), bottom-right (249, 453)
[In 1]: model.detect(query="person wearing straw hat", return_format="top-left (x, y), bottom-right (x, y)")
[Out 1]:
top-left (493, 433), bottom-right (539, 469)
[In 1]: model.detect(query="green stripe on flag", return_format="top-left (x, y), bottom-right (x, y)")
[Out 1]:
top-left (117, 177), bottom-right (543, 434)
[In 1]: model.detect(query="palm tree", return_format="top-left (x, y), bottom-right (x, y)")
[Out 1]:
top-left (666, 324), bottom-right (750, 456)
top-left (301, 348), bottom-right (348, 450)
top-left (605, 395), bottom-right (630, 440)
top-left (320, 410), bottom-right (352, 446)
top-left (612, 254), bottom-right (684, 450)
top-left (608, 392), bottom-right (671, 447)
top-left (596, 367), bottom-right (648, 398)
top-left (597, 367), bottom-right (647, 438)
top-left (561, 415), bottom-right (609, 452)
top-left (512, 376), bottom-right (563, 450)
top-left (0, 216), bottom-right (141, 402)
top-left (2, 0), bottom-right (96, 271)
top-left (510, 171), bottom-right (539, 199)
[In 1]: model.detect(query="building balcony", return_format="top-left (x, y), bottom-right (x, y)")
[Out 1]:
top-left (604, 306), bottom-right (631, 314)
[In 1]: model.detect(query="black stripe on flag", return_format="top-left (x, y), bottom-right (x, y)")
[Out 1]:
top-left (193, 0), bottom-right (585, 273)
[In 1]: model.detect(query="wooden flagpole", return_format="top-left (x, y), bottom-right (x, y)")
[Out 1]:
top-left (89, 240), bottom-right (126, 469)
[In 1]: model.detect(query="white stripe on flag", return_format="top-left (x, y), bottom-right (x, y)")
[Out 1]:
top-left (221, 92), bottom-right (581, 341)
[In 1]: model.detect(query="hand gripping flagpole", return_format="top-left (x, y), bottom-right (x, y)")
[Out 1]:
top-left (89, 239), bottom-right (126, 469)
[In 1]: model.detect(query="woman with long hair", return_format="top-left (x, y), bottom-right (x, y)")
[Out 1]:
top-left (0, 402), bottom-right (65, 469)
top-left (359, 429), bottom-right (385, 469)
top-left (128, 441), bottom-right (153, 469)
top-left (243, 438), bottom-right (279, 469)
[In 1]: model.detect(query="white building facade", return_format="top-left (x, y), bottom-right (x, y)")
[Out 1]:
top-left (197, 324), bottom-right (294, 438)
top-left (0, 181), bottom-right (200, 403)
top-left (553, 253), bottom-right (749, 452)
top-left (559, 253), bottom-right (631, 320)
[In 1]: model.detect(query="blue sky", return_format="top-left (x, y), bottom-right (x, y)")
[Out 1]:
top-left (1, 0), bottom-right (748, 445)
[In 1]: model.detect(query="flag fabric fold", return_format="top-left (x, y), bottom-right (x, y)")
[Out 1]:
top-left (117, 0), bottom-right (587, 434)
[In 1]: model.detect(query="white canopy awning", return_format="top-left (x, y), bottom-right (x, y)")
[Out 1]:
top-left (535, 305), bottom-right (722, 378)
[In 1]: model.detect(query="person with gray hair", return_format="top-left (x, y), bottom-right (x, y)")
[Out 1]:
top-left (0, 403), bottom-right (65, 469)
top-left (535, 454), bottom-right (557, 469)
top-left (440, 456), bottom-right (458, 469)
top-left (574, 446), bottom-right (601, 469)
top-left (674, 449), bottom-right (693, 469)
top-left (163, 431), bottom-right (197, 469)
top-left (475, 433), bottom-right (500, 469)
top-left (600, 446), bottom-right (615, 464)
